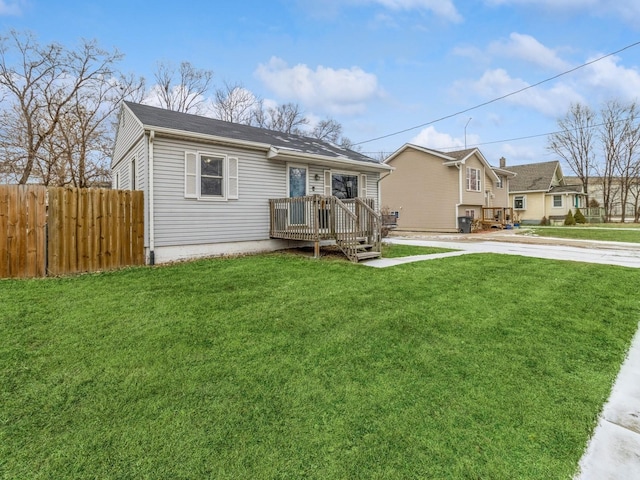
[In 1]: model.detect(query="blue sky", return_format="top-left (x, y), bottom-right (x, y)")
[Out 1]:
top-left (2, 0), bottom-right (640, 167)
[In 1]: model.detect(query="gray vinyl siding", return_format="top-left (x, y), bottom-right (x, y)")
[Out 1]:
top-left (112, 106), bottom-right (144, 168)
top-left (152, 137), bottom-right (285, 247)
top-left (151, 138), bottom-right (381, 247)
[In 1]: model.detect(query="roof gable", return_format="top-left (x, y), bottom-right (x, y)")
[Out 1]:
top-left (508, 161), bottom-right (563, 192)
top-left (122, 101), bottom-right (380, 166)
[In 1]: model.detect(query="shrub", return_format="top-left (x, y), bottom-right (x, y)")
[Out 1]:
top-left (540, 216), bottom-right (548, 226)
top-left (574, 208), bottom-right (586, 224)
top-left (589, 198), bottom-right (600, 208)
top-left (564, 210), bottom-right (576, 225)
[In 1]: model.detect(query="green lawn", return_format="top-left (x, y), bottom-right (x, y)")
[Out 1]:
top-left (524, 226), bottom-right (640, 243)
top-left (382, 242), bottom-right (455, 257)
top-left (1, 253), bottom-right (639, 479)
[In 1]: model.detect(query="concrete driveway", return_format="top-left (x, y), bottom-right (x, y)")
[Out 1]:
top-left (364, 230), bottom-right (640, 479)
top-left (366, 230), bottom-right (640, 269)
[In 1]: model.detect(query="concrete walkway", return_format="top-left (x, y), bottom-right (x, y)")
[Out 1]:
top-left (362, 233), bottom-right (640, 479)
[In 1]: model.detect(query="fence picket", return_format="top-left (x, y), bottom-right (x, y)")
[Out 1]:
top-left (0, 185), bottom-right (144, 278)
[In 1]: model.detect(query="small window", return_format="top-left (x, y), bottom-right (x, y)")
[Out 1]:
top-left (465, 209), bottom-right (475, 219)
top-left (514, 195), bottom-right (526, 210)
top-left (553, 195), bottom-right (562, 208)
top-left (184, 151), bottom-right (239, 200)
top-left (201, 155), bottom-right (224, 197)
top-left (466, 167), bottom-right (481, 192)
top-left (332, 173), bottom-right (359, 199)
top-left (496, 176), bottom-right (503, 189)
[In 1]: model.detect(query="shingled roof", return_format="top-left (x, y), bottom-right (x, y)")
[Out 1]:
top-left (124, 102), bottom-right (379, 165)
top-left (508, 160), bottom-right (561, 192)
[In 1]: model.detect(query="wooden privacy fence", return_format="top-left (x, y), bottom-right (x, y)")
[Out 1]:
top-left (0, 185), bottom-right (144, 278)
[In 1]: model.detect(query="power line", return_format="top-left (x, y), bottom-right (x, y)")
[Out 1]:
top-left (362, 115), bottom-right (638, 157)
top-left (354, 40), bottom-right (640, 146)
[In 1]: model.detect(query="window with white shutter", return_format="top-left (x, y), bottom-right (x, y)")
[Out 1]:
top-left (185, 151), bottom-right (197, 198)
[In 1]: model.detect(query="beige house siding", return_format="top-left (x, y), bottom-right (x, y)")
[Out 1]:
top-left (461, 154), bottom-right (488, 206)
top-left (382, 148), bottom-right (460, 231)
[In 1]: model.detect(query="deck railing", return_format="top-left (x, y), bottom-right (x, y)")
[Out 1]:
top-left (269, 195), bottom-right (381, 261)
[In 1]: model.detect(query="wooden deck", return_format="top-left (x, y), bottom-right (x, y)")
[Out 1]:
top-left (269, 195), bottom-right (382, 262)
top-left (481, 207), bottom-right (514, 229)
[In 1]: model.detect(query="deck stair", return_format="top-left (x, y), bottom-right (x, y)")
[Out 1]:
top-left (269, 195), bottom-right (382, 263)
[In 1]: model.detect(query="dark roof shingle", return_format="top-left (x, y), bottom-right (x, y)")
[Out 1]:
top-left (507, 161), bottom-right (560, 192)
top-left (125, 101), bottom-right (379, 164)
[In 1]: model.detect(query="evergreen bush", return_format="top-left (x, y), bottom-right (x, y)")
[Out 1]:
top-left (540, 216), bottom-right (548, 226)
top-left (564, 210), bottom-right (576, 225)
top-left (574, 208), bottom-right (586, 224)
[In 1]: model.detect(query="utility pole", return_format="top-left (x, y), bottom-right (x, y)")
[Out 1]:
top-left (464, 117), bottom-right (472, 149)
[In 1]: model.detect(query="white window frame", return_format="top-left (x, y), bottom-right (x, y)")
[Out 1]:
top-left (184, 150), bottom-right (239, 201)
top-left (552, 195), bottom-right (563, 208)
top-left (465, 209), bottom-right (475, 219)
top-left (466, 167), bottom-right (481, 192)
top-left (325, 170), bottom-right (367, 199)
top-left (496, 175), bottom-right (503, 189)
top-left (514, 195), bottom-right (526, 210)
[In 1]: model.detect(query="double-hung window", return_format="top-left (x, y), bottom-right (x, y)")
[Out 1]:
top-left (466, 167), bottom-right (481, 192)
top-left (324, 171), bottom-right (368, 199)
top-left (185, 151), bottom-right (239, 200)
top-left (553, 195), bottom-right (563, 208)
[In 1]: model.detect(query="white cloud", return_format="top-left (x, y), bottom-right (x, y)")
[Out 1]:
top-left (255, 57), bottom-right (382, 115)
top-left (0, 0), bottom-right (25, 15)
top-left (370, 0), bottom-right (462, 22)
top-left (458, 68), bottom-right (584, 117)
top-left (583, 55), bottom-right (640, 102)
top-left (489, 33), bottom-right (571, 71)
top-left (410, 125), bottom-right (480, 150)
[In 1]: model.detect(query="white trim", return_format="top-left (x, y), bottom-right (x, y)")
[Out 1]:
top-left (287, 163), bottom-right (309, 198)
top-left (130, 156), bottom-right (137, 190)
top-left (149, 239), bottom-right (301, 264)
top-left (552, 194), bottom-right (563, 208)
top-left (514, 194), bottom-right (527, 210)
top-left (184, 150), bottom-right (239, 202)
top-left (466, 166), bottom-right (481, 192)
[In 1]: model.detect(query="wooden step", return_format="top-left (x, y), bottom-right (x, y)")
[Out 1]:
top-left (356, 251), bottom-right (382, 260)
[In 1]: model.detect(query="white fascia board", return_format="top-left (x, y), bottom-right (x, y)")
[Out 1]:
top-left (268, 148), bottom-right (393, 173)
top-left (384, 143), bottom-right (455, 164)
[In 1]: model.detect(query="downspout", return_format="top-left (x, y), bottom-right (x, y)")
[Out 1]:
top-left (148, 130), bottom-right (155, 265)
top-left (455, 163), bottom-right (462, 230)
top-left (377, 170), bottom-right (392, 210)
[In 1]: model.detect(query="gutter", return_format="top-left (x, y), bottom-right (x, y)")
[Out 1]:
top-left (148, 130), bottom-right (155, 265)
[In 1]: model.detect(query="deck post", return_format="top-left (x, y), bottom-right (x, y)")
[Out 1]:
top-left (313, 194), bottom-right (320, 258)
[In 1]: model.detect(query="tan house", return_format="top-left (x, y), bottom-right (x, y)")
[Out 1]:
top-left (381, 145), bottom-right (515, 232)
top-left (506, 160), bottom-right (585, 224)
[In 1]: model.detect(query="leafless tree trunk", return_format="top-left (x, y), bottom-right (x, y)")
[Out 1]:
top-left (153, 61), bottom-right (213, 114)
top-left (547, 103), bottom-right (596, 207)
top-left (0, 30), bottom-right (130, 185)
top-left (251, 101), bottom-right (309, 134)
top-left (212, 82), bottom-right (258, 124)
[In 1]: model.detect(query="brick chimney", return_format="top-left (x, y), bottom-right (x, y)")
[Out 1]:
top-left (499, 157), bottom-right (506, 168)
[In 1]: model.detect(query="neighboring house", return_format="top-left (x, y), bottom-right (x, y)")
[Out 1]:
top-left (506, 160), bottom-right (585, 224)
top-left (566, 176), bottom-right (639, 222)
top-left (111, 102), bottom-right (392, 264)
top-left (380, 144), bottom-right (515, 232)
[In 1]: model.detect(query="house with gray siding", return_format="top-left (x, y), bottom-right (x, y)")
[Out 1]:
top-left (111, 102), bottom-right (392, 264)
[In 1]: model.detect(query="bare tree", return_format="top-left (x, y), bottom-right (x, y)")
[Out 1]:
top-left (153, 61), bottom-right (213, 114)
top-left (613, 101), bottom-right (640, 222)
top-left (311, 118), bottom-right (342, 143)
top-left (251, 101), bottom-right (309, 134)
top-left (0, 30), bottom-right (129, 185)
top-left (213, 82), bottom-right (258, 124)
top-left (547, 103), bottom-right (596, 206)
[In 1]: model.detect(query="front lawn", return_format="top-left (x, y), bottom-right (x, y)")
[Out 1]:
top-left (382, 242), bottom-right (455, 257)
top-left (524, 226), bottom-right (640, 243)
top-left (1, 253), bottom-right (638, 479)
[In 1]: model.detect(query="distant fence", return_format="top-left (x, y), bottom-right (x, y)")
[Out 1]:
top-left (0, 185), bottom-right (144, 278)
